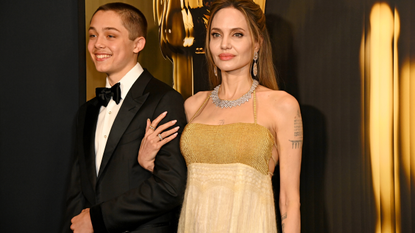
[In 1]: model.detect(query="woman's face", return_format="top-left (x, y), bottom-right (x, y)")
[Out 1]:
top-left (209, 7), bottom-right (258, 76)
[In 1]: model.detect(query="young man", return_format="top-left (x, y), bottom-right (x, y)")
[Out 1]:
top-left (61, 3), bottom-right (187, 233)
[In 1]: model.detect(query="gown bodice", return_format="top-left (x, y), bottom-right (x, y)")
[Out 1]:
top-left (178, 90), bottom-right (278, 233)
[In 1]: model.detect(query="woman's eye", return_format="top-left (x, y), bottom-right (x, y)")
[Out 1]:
top-left (89, 34), bottom-right (96, 38)
top-left (234, 33), bottom-right (243, 38)
top-left (211, 32), bottom-right (220, 38)
top-left (108, 35), bottom-right (115, 38)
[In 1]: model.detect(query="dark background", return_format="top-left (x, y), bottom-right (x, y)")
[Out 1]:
top-left (0, 0), bottom-right (84, 231)
top-left (0, 0), bottom-right (413, 232)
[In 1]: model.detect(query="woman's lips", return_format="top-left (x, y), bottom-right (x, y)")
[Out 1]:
top-left (219, 53), bottom-right (235, 61)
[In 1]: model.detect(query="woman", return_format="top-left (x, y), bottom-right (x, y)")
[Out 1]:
top-left (138, 0), bottom-right (302, 232)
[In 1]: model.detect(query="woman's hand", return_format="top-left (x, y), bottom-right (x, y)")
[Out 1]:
top-left (138, 111), bottom-right (180, 172)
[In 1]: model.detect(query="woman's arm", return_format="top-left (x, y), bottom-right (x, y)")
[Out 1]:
top-left (137, 91), bottom-right (209, 172)
top-left (137, 112), bottom-right (179, 172)
top-left (273, 93), bottom-right (302, 233)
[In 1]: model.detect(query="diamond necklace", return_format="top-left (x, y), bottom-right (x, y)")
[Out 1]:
top-left (211, 79), bottom-right (259, 108)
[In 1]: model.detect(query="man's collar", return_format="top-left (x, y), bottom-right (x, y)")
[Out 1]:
top-left (105, 63), bottom-right (144, 99)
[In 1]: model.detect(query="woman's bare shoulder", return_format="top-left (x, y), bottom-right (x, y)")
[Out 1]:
top-left (184, 91), bottom-right (211, 120)
top-left (256, 86), bottom-right (300, 116)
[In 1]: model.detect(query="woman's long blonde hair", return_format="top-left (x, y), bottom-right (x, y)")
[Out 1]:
top-left (205, 0), bottom-right (278, 90)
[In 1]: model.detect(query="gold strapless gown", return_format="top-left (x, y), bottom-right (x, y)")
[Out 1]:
top-left (178, 93), bottom-right (278, 233)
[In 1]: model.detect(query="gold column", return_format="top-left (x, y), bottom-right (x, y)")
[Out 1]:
top-left (369, 4), bottom-right (395, 232)
top-left (361, 3), bottom-right (411, 233)
top-left (399, 59), bottom-right (415, 231)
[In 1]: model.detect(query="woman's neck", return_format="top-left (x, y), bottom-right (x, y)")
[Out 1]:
top-left (219, 72), bottom-right (253, 100)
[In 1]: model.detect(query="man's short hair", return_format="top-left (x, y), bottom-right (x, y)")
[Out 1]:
top-left (93, 2), bottom-right (147, 40)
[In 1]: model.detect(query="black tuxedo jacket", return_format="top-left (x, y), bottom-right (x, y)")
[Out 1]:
top-left (62, 70), bottom-right (187, 233)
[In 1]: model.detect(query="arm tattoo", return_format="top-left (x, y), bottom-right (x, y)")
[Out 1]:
top-left (289, 140), bottom-right (303, 149)
top-left (281, 213), bottom-right (287, 233)
top-left (290, 109), bottom-right (303, 149)
top-left (294, 110), bottom-right (303, 137)
top-left (219, 120), bottom-right (224, 125)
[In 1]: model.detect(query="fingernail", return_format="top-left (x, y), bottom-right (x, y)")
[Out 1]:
top-left (163, 111), bottom-right (167, 115)
top-left (171, 120), bottom-right (177, 124)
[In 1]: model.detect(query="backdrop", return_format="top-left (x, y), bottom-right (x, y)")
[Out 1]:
top-left (0, 0), bottom-right (414, 233)
top-left (0, 0), bottom-right (82, 232)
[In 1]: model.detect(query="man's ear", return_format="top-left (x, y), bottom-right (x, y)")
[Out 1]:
top-left (133, 37), bottom-right (146, 54)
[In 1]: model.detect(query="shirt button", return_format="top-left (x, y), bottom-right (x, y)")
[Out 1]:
top-left (109, 111), bottom-right (112, 114)
top-left (104, 135), bottom-right (107, 139)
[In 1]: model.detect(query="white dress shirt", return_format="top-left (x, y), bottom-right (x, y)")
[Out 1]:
top-left (95, 63), bottom-right (144, 175)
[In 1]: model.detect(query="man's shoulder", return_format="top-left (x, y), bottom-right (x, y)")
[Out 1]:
top-left (77, 97), bottom-right (97, 111)
top-left (142, 71), bottom-right (182, 99)
top-left (143, 72), bottom-right (172, 90)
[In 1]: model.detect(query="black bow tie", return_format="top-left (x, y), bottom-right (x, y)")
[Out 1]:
top-left (96, 82), bottom-right (121, 107)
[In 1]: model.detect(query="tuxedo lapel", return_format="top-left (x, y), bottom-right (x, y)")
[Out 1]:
top-left (81, 98), bottom-right (101, 203)
top-left (97, 71), bottom-right (152, 178)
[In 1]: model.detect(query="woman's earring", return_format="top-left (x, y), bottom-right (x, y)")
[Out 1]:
top-left (214, 66), bottom-right (218, 77)
top-left (253, 51), bottom-right (258, 77)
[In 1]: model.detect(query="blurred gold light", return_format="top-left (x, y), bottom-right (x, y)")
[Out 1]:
top-left (400, 59), bottom-right (415, 197)
top-left (392, 8), bottom-right (400, 233)
top-left (361, 2), bottom-right (413, 233)
top-left (369, 4), bottom-right (395, 231)
top-left (392, 17), bottom-right (415, 233)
